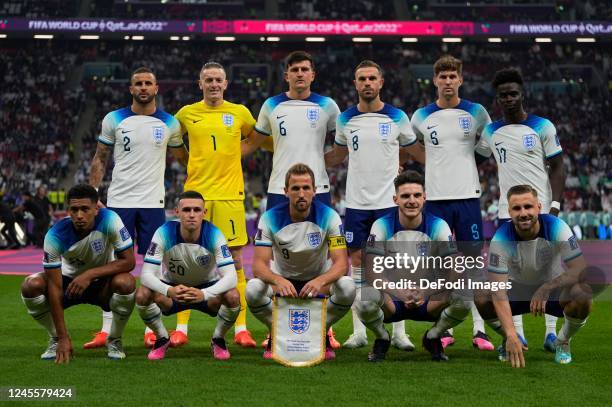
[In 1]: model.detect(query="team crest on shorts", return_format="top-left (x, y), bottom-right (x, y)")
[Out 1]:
top-left (307, 232), bottom-right (322, 247)
top-left (379, 123), bottom-right (391, 138)
top-left (458, 116), bottom-right (472, 135)
top-left (90, 239), bottom-right (104, 255)
top-left (306, 107), bottom-right (320, 123)
top-left (152, 126), bottom-right (164, 144)
top-left (523, 134), bottom-right (537, 151)
top-left (289, 308), bottom-right (310, 334)
top-left (222, 113), bottom-right (234, 127)
top-left (196, 255), bottom-right (211, 266)
top-left (345, 231), bottom-right (354, 243)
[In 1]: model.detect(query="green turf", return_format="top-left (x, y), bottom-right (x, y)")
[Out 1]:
top-left (2, 275), bottom-right (611, 406)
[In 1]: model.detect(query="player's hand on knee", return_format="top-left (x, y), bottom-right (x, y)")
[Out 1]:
top-left (56, 337), bottom-right (73, 364)
top-left (273, 277), bottom-right (297, 298)
top-left (506, 335), bottom-right (525, 368)
top-left (299, 277), bottom-right (324, 299)
top-left (530, 285), bottom-right (551, 316)
top-left (66, 275), bottom-right (91, 298)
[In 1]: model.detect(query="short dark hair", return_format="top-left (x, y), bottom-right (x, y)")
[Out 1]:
top-left (67, 184), bottom-right (98, 203)
top-left (200, 61), bottom-right (226, 76)
top-left (492, 68), bottom-right (524, 89)
top-left (394, 170), bottom-right (425, 191)
top-left (354, 60), bottom-right (384, 78)
top-left (285, 163), bottom-right (315, 188)
top-left (131, 67), bottom-right (156, 82)
top-left (507, 184), bottom-right (538, 200)
top-left (433, 55), bottom-right (462, 76)
top-left (285, 51), bottom-right (315, 71)
top-left (179, 190), bottom-right (205, 202)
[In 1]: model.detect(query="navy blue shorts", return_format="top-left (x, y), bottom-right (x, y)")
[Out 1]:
top-left (384, 300), bottom-right (436, 323)
top-left (108, 207), bottom-right (165, 255)
top-left (160, 280), bottom-right (219, 317)
top-left (425, 198), bottom-right (483, 256)
top-left (344, 207), bottom-right (396, 249)
top-left (266, 192), bottom-right (331, 211)
top-left (62, 275), bottom-right (111, 311)
top-left (508, 282), bottom-right (565, 318)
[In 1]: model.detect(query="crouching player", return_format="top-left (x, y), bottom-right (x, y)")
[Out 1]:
top-left (246, 164), bottom-right (356, 360)
top-left (476, 185), bottom-right (591, 367)
top-left (136, 191), bottom-right (240, 360)
top-left (358, 171), bottom-right (472, 362)
top-left (21, 184), bottom-right (136, 363)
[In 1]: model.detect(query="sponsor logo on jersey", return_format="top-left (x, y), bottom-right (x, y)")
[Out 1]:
top-left (152, 126), bottom-right (164, 144)
top-left (147, 242), bottom-right (158, 256)
top-left (90, 239), bottom-right (104, 255)
top-left (459, 116), bottom-right (472, 133)
top-left (379, 123), bottom-right (391, 138)
top-left (522, 134), bottom-right (537, 150)
top-left (306, 107), bottom-right (320, 123)
top-left (345, 231), bottom-right (353, 243)
top-left (289, 308), bottom-right (310, 334)
top-left (221, 244), bottom-right (232, 258)
top-left (222, 113), bottom-right (234, 127)
top-left (119, 227), bottom-right (130, 242)
top-left (307, 232), bottom-right (322, 247)
top-left (489, 253), bottom-right (500, 267)
top-left (196, 254), bottom-right (211, 266)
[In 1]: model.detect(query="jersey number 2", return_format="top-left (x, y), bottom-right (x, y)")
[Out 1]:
top-left (123, 136), bottom-right (131, 152)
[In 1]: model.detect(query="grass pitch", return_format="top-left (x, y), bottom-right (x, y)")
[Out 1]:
top-left (2, 275), bottom-right (611, 406)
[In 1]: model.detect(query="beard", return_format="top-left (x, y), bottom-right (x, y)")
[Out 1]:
top-left (133, 93), bottom-right (155, 105)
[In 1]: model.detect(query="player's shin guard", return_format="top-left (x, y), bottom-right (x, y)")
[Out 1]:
top-left (246, 278), bottom-right (273, 329)
top-left (22, 294), bottom-right (57, 337)
top-left (427, 299), bottom-right (471, 339)
top-left (137, 303), bottom-right (168, 339)
top-left (109, 291), bottom-right (135, 338)
top-left (102, 310), bottom-right (113, 334)
top-left (471, 303), bottom-right (486, 335)
top-left (326, 276), bottom-right (356, 329)
top-left (513, 314), bottom-right (525, 339)
top-left (234, 268), bottom-right (248, 333)
top-left (557, 313), bottom-right (587, 343)
top-left (214, 305), bottom-right (240, 339)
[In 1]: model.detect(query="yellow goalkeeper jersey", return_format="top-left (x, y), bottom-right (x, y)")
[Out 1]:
top-left (175, 100), bottom-right (256, 200)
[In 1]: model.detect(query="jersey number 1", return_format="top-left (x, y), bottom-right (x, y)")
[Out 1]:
top-left (211, 135), bottom-right (217, 151)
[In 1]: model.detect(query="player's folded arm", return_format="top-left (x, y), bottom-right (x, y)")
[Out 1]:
top-left (315, 241), bottom-right (349, 286)
top-left (202, 261), bottom-right (238, 300)
top-left (140, 260), bottom-right (172, 296)
top-left (252, 245), bottom-right (278, 284)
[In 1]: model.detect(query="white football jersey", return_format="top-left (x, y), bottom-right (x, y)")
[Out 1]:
top-left (411, 100), bottom-right (491, 200)
top-left (488, 215), bottom-right (581, 285)
top-left (98, 107), bottom-right (183, 208)
top-left (141, 220), bottom-right (236, 298)
top-left (42, 208), bottom-right (133, 278)
top-left (254, 201), bottom-right (346, 281)
top-left (255, 93), bottom-right (340, 195)
top-left (475, 114), bottom-right (562, 219)
top-left (335, 104), bottom-right (417, 210)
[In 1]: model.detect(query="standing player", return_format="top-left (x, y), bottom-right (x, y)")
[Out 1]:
top-left (173, 62), bottom-right (257, 348)
top-left (137, 191), bottom-right (240, 360)
top-left (246, 164), bottom-right (355, 360)
top-left (242, 51), bottom-right (340, 210)
top-left (475, 185), bottom-right (590, 366)
top-left (20, 184), bottom-right (136, 363)
top-left (358, 171), bottom-right (471, 362)
top-left (475, 68), bottom-right (565, 351)
top-left (87, 67), bottom-right (188, 349)
top-left (325, 60), bottom-right (425, 350)
top-left (241, 51), bottom-right (343, 347)
top-left (411, 55), bottom-right (493, 350)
